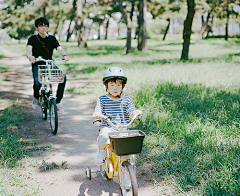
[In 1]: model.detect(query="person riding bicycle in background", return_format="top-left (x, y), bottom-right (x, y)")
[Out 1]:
top-left (93, 66), bottom-right (142, 165)
top-left (26, 17), bottom-right (69, 113)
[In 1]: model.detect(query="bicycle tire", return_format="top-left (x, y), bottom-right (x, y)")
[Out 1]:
top-left (104, 171), bottom-right (112, 181)
top-left (39, 93), bottom-right (47, 120)
top-left (121, 161), bottom-right (138, 196)
top-left (49, 99), bottom-right (58, 134)
top-left (86, 166), bottom-right (91, 180)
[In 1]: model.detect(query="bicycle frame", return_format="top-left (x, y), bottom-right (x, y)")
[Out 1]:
top-left (103, 143), bottom-right (135, 187)
top-left (40, 84), bottom-right (56, 108)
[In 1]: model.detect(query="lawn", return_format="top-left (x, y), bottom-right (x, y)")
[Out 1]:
top-left (1, 34), bottom-right (240, 195)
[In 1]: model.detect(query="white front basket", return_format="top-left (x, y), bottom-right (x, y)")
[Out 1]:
top-left (38, 65), bottom-right (64, 84)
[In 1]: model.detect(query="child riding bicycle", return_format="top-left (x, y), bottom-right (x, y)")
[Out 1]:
top-left (93, 66), bottom-right (142, 165)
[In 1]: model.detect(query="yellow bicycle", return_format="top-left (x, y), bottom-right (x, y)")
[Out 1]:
top-left (86, 114), bottom-right (145, 196)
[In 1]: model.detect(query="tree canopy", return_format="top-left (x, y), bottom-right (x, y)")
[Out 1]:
top-left (0, 0), bottom-right (239, 58)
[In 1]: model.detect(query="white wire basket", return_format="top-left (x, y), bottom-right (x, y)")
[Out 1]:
top-left (38, 64), bottom-right (64, 84)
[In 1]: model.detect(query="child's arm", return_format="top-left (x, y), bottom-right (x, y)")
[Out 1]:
top-left (93, 111), bottom-right (102, 119)
top-left (129, 109), bottom-right (143, 119)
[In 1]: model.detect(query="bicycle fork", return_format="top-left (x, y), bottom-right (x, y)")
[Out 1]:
top-left (46, 84), bottom-right (57, 108)
top-left (118, 155), bottom-right (136, 189)
top-left (41, 85), bottom-right (57, 112)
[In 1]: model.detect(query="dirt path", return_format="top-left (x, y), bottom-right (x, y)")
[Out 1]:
top-left (0, 47), bottom-right (160, 196)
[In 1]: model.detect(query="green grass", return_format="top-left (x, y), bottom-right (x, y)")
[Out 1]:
top-left (133, 83), bottom-right (240, 195)
top-left (1, 35), bottom-right (240, 195)
top-left (39, 160), bottom-right (68, 172)
top-left (0, 100), bottom-right (39, 195)
top-left (0, 43), bottom-right (27, 56)
top-left (0, 101), bottom-right (28, 167)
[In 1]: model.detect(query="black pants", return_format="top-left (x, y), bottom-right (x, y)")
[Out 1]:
top-left (32, 65), bottom-right (67, 103)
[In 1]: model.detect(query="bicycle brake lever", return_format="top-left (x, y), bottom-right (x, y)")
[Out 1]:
top-left (93, 119), bottom-right (101, 124)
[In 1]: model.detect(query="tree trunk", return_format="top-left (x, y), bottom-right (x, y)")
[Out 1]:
top-left (225, 10), bottom-right (229, 41)
top-left (134, 9), bottom-right (139, 39)
top-left (66, 21), bottom-right (73, 42)
top-left (105, 19), bottom-right (109, 40)
top-left (17, 27), bottom-right (21, 43)
top-left (43, 5), bottom-right (46, 17)
top-left (206, 15), bottom-right (214, 38)
top-left (181, 0), bottom-right (195, 60)
top-left (118, 0), bottom-right (132, 54)
top-left (54, 22), bottom-right (59, 38)
top-left (196, 12), bottom-right (210, 44)
top-left (130, 1), bottom-right (134, 21)
top-left (118, 25), bottom-right (120, 38)
top-left (74, 0), bottom-right (85, 47)
top-left (137, 0), bottom-right (147, 51)
top-left (98, 23), bottom-right (101, 40)
top-left (163, 18), bottom-right (170, 41)
top-left (81, 26), bottom-right (88, 48)
top-left (67, 0), bottom-right (76, 42)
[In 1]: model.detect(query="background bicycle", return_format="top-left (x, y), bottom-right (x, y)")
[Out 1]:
top-left (36, 56), bottom-right (65, 134)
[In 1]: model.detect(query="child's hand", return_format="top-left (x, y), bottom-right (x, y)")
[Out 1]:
top-left (129, 110), bottom-right (143, 119)
top-left (93, 112), bottom-right (102, 119)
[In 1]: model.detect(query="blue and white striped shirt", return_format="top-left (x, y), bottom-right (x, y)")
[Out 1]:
top-left (95, 94), bottom-right (136, 130)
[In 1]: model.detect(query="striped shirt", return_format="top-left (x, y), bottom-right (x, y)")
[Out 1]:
top-left (95, 94), bottom-right (136, 130)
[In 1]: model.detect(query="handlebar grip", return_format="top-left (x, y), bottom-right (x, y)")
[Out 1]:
top-left (93, 119), bottom-right (101, 124)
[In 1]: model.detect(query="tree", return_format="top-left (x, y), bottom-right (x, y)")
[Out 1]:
top-left (73, 0), bottom-right (88, 47)
top-left (118, 0), bottom-right (132, 54)
top-left (196, 11), bottom-right (211, 44)
top-left (0, 0), bottom-right (36, 41)
top-left (138, 0), bottom-right (147, 51)
top-left (0, 0), bottom-right (72, 41)
top-left (197, 0), bottom-right (238, 42)
top-left (147, 0), bottom-right (184, 40)
top-left (181, 0), bottom-right (195, 60)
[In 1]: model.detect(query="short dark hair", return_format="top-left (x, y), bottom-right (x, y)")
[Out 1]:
top-left (104, 78), bottom-right (126, 86)
top-left (35, 17), bottom-right (49, 27)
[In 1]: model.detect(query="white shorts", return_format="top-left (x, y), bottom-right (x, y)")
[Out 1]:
top-left (97, 127), bottom-right (113, 146)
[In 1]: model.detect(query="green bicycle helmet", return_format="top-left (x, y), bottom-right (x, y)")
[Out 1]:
top-left (103, 66), bottom-right (127, 84)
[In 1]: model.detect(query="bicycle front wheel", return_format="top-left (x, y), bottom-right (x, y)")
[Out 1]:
top-left (49, 99), bottom-right (58, 134)
top-left (121, 161), bottom-right (138, 196)
top-left (39, 92), bottom-right (47, 120)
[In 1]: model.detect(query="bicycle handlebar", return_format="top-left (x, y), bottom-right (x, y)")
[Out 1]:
top-left (98, 113), bottom-right (140, 131)
top-left (35, 56), bottom-right (66, 63)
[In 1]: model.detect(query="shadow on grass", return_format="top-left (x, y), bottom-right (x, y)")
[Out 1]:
top-left (68, 45), bottom-right (125, 57)
top-left (65, 63), bottom-right (100, 75)
top-left (135, 83), bottom-right (240, 133)
top-left (134, 83), bottom-right (240, 195)
top-left (0, 104), bottom-right (30, 167)
top-left (0, 93), bottom-right (52, 168)
top-left (157, 83), bottom-right (240, 126)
